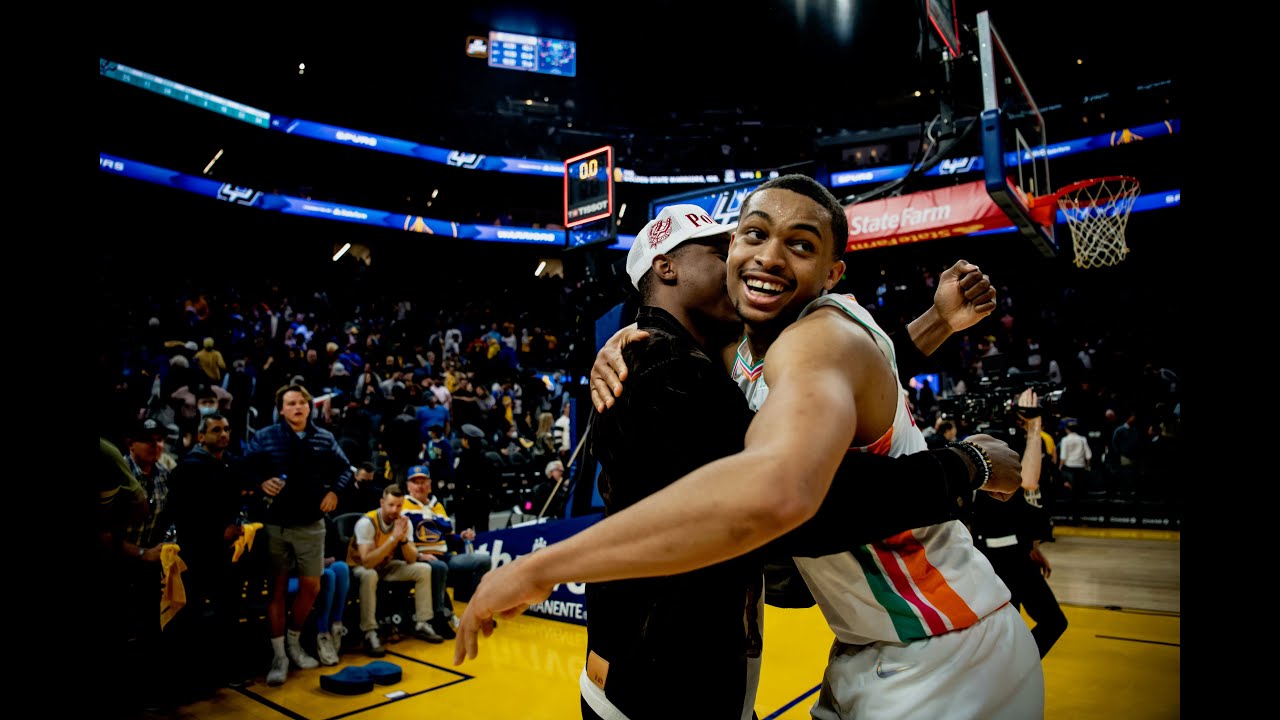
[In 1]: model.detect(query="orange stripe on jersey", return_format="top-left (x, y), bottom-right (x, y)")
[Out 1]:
top-left (862, 425), bottom-right (894, 456)
top-left (889, 529), bottom-right (981, 629)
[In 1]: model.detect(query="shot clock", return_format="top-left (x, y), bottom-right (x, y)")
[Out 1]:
top-left (564, 146), bottom-right (613, 229)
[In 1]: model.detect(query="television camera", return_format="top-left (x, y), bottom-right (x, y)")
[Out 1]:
top-left (937, 369), bottom-right (1064, 434)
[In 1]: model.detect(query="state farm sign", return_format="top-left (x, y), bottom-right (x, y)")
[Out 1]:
top-left (844, 180), bottom-right (1013, 252)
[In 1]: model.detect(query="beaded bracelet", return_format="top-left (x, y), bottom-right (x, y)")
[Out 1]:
top-left (948, 440), bottom-right (992, 490)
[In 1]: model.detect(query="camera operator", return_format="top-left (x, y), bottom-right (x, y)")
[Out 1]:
top-left (966, 388), bottom-right (1068, 658)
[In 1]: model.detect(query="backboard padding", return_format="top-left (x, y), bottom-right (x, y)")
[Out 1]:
top-left (977, 10), bottom-right (1057, 257)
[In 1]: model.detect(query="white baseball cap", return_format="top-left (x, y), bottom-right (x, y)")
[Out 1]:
top-left (625, 204), bottom-right (735, 290)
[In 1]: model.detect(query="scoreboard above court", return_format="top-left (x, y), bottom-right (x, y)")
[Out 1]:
top-left (564, 146), bottom-right (613, 229)
top-left (488, 31), bottom-right (577, 77)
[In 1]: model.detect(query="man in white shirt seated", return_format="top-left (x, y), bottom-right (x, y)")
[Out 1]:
top-left (348, 484), bottom-right (444, 656)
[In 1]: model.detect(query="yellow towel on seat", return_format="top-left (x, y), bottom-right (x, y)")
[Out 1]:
top-left (232, 522), bottom-right (264, 563)
top-left (160, 543), bottom-right (187, 630)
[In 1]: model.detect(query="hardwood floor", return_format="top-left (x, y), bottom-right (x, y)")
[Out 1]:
top-left (1044, 527), bottom-right (1180, 614)
top-left (134, 526), bottom-right (1180, 719)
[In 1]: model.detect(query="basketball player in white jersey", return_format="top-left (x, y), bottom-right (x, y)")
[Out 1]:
top-left (721, 175), bottom-right (1042, 718)
top-left (455, 174), bottom-right (1042, 718)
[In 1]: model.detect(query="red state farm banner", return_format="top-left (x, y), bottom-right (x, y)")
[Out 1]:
top-left (844, 180), bottom-right (1012, 252)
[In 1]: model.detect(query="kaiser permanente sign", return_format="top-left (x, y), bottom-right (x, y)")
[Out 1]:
top-left (844, 180), bottom-right (1012, 252)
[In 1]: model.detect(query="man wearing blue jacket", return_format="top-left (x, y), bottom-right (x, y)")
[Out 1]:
top-left (246, 383), bottom-right (354, 686)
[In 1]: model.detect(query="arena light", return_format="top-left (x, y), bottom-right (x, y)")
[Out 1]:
top-left (203, 149), bottom-right (223, 175)
top-left (534, 260), bottom-right (547, 277)
top-left (332, 242), bottom-right (351, 261)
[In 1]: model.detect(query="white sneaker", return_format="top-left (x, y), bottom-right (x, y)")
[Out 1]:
top-left (364, 630), bottom-right (386, 658)
top-left (449, 614), bottom-right (461, 630)
top-left (315, 632), bottom-right (340, 666)
top-left (286, 636), bottom-right (320, 669)
top-left (266, 655), bottom-right (289, 686)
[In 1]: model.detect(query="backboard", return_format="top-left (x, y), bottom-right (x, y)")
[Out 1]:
top-left (977, 10), bottom-right (1057, 257)
top-left (926, 0), bottom-right (962, 59)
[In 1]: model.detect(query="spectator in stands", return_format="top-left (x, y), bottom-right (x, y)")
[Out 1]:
top-left (348, 484), bottom-right (444, 656)
top-left (354, 363), bottom-right (383, 403)
top-left (329, 359), bottom-right (355, 400)
top-left (453, 423), bottom-right (498, 532)
top-left (403, 465), bottom-right (492, 637)
top-left (426, 374), bottom-right (452, 411)
top-left (338, 342), bottom-right (365, 381)
top-left (290, 312), bottom-right (313, 346)
top-left (532, 411), bottom-right (558, 463)
top-left (427, 424), bottom-right (455, 489)
top-left (244, 383), bottom-right (354, 686)
top-left (162, 352), bottom-right (198, 401)
top-left (124, 417), bottom-right (172, 553)
top-left (379, 368), bottom-right (408, 400)
top-left (335, 394), bottom-right (374, 466)
top-left (322, 340), bottom-right (343, 374)
top-left (1057, 421), bottom-right (1091, 512)
top-left (497, 423), bottom-right (534, 466)
top-left (382, 388), bottom-right (425, 484)
top-left (171, 377), bottom-right (234, 424)
top-left (120, 418), bottom-right (174, 709)
top-left (341, 461), bottom-right (386, 515)
top-left (553, 401), bottom-right (572, 461)
top-left (444, 358), bottom-right (462, 393)
top-left (302, 348), bottom-right (329, 396)
top-left (223, 357), bottom-right (256, 450)
top-left (926, 419), bottom-right (958, 450)
top-left (450, 378), bottom-right (484, 432)
top-left (542, 459), bottom-right (566, 510)
top-left (194, 337), bottom-right (228, 384)
top-left (165, 412), bottom-right (254, 691)
top-left (379, 353), bottom-right (402, 381)
top-left (1111, 410), bottom-right (1142, 469)
top-left (415, 391), bottom-right (451, 444)
top-left (94, 435), bottom-right (153, 714)
top-left (473, 383), bottom-right (499, 435)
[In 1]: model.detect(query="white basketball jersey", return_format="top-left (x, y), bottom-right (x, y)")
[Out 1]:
top-left (731, 293), bottom-right (1010, 645)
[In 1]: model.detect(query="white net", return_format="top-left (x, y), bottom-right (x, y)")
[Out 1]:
top-left (1058, 177), bottom-right (1141, 269)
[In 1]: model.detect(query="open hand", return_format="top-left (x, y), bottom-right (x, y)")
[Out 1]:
top-left (590, 324), bottom-right (650, 412)
top-left (453, 555), bottom-right (553, 665)
top-left (320, 490), bottom-right (339, 513)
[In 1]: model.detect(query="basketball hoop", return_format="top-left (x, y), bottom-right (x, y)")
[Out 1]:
top-left (1052, 176), bottom-right (1141, 269)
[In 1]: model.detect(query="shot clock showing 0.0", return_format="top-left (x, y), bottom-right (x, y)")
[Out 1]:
top-left (563, 145), bottom-right (614, 228)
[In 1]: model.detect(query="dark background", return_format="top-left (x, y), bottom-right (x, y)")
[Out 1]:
top-left (94, 0), bottom-right (1182, 367)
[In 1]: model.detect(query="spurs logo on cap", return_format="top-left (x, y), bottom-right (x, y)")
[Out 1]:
top-left (647, 217), bottom-right (673, 248)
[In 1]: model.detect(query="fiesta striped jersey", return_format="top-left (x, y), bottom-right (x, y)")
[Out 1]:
top-left (731, 293), bottom-right (1010, 645)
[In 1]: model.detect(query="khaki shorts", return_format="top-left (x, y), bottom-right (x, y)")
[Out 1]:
top-left (265, 519), bottom-right (326, 577)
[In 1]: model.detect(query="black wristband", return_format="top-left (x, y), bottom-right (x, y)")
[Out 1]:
top-left (889, 322), bottom-right (931, 379)
top-left (930, 446), bottom-right (974, 501)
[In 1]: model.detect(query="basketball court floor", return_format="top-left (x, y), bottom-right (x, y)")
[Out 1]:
top-left (159, 525), bottom-right (1179, 720)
